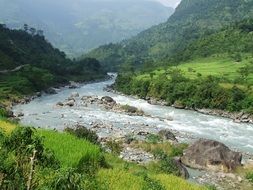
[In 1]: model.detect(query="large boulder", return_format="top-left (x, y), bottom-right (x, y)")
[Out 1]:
top-left (181, 139), bottom-right (242, 172)
top-left (158, 129), bottom-right (177, 142)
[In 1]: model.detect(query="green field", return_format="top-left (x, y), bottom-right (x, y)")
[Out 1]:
top-left (139, 57), bottom-right (253, 85)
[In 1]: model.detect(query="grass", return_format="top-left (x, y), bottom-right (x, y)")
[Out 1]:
top-left (37, 130), bottom-right (102, 168)
top-left (130, 141), bottom-right (187, 157)
top-left (137, 56), bottom-right (253, 86)
top-left (97, 169), bottom-right (146, 190)
top-left (153, 174), bottom-right (207, 190)
top-left (0, 119), bottom-right (17, 134)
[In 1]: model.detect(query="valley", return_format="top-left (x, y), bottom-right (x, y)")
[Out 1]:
top-left (0, 0), bottom-right (253, 189)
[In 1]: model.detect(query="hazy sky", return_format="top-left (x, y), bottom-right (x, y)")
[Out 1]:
top-left (155, 0), bottom-right (181, 8)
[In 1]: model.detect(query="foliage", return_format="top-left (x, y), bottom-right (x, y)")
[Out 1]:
top-left (64, 125), bottom-right (99, 145)
top-left (246, 172), bottom-right (253, 183)
top-left (115, 66), bottom-right (253, 114)
top-left (105, 140), bottom-right (123, 155)
top-left (86, 0), bottom-right (253, 70)
top-left (0, 25), bottom-right (106, 107)
top-left (146, 134), bottom-right (162, 144)
top-left (0, 127), bottom-right (60, 189)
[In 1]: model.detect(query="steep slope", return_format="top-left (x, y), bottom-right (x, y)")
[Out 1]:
top-left (0, 24), bottom-right (106, 106)
top-left (86, 0), bottom-right (253, 70)
top-left (0, 0), bottom-right (174, 57)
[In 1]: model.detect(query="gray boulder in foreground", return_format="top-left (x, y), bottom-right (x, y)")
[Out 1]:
top-left (181, 139), bottom-right (242, 172)
top-left (158, 129), bottom-right (178, 142)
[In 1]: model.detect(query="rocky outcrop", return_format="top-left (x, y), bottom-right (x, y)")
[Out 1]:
top-left (158, 129), bottom-right (178, 142)
top-left (181, 139), bottom-right (242, 172)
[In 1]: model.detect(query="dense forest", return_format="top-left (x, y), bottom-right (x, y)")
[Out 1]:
top-left (0, 24), bottom-right (106, 109)
top-left (86, 0), bottom-right (253, 71)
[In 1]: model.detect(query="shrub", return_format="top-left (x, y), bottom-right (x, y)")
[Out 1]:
top-left (146, 134), bottom-right (162, 144)
top-left (64, 125), bottom-right (98, 144)
top-left (105, 140), bottom-right (123, 155)
top-left (49, 168), bottom-right (83, 190)
top-left (246, 172), bottom-right (253, 183)
top-left (158, 153), bottom-right (180, 176)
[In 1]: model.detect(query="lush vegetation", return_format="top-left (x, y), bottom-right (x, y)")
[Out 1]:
top-left (86, 0), bottom-right (253, 70)
top-left (115, 56), bottom-right (253, 114)
top-left (0, 118), bottom-right (209, 190)
top-left (0, 24), bottom-right (106, 107)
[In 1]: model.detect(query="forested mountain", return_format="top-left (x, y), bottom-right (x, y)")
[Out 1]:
top-left (86, 0), bottom-right (253, 71)
top-left (0, 24), bottom-right (106, 105)
top-left (170, 19), bottom-right (253, 63)
top-left (0, 0), bottom-right (174, 57)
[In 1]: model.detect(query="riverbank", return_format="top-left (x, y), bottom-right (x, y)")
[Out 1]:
top-left (105, 85), bottom-right (253, 125)
top-left (0, 74), bottom-right (111, 118)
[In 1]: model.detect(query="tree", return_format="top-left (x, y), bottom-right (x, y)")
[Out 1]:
top-left (36, 30), bottom-right (44, 37)
top-left (29, 27), bottom-right (36, 36)
top-left (24, 24), bottom-right (28, 32)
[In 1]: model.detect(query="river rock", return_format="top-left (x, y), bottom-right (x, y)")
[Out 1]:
top-left (56, 102), bottom-right (64, 106)
top-left (16, 112), bottom-right (24, 117)
top-left (181, 139), bottom-right (242, 172)
top-left (69, 81), bottom-right (79, 89)
top-left (64, 100), bottom-right (75, 107)
top-left (158, 129), bottom-right (178, 142)
top-left (45, 87), bottom-right (57, 94)
top-left (101, 96), bottom-right (115, 103)
top-left (173, 101), bottom-right (185, 109)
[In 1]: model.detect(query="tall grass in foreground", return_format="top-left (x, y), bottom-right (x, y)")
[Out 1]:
top-left (153, 174), bottom-right (207, 190)
top-left (37, 130), bottom-right (102, 168)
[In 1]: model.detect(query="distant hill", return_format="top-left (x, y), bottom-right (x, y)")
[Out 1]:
top-left (0, 0), bottom-right (174, 57)
top-left (0, 24), bottom-right (106, 105)
top-left (85, 0), bottom-right (253, 70)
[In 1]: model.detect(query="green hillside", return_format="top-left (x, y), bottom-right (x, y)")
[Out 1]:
top-left (0, 24), bottom-right (106, 107)
top-left (86, 0), bottom-right (253, 71)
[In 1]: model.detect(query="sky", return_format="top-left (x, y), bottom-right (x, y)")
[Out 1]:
top-left (155, 0), bottom-right (181, 8)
